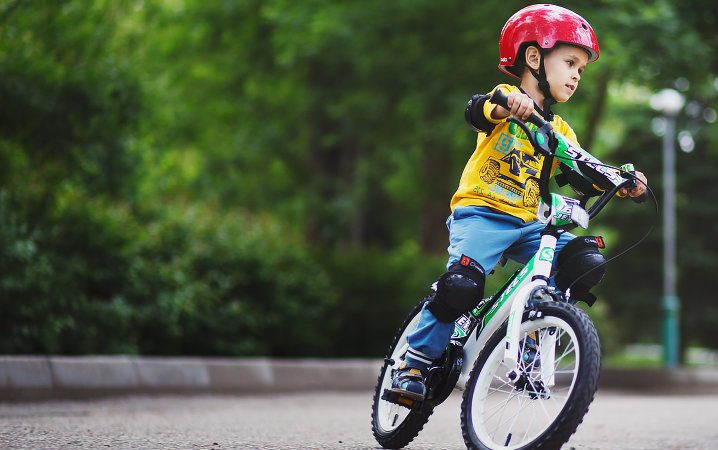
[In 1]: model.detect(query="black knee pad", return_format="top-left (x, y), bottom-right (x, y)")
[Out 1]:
top-left (427, 255), bottom-right (486, 323)
top-left (555, 236), bottom-right (606, 303)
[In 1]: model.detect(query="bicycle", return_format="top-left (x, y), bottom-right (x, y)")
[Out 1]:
top-left (371, 88), bottom-right (649, 450)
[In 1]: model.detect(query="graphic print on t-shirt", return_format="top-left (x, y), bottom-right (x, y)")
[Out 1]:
top-left (478, 123), bottom-right (543, 208)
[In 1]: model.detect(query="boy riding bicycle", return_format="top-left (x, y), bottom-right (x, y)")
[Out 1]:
top-left (390, 4), bottom-right (648, 402)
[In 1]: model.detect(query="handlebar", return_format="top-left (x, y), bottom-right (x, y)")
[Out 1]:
top-left (616, 163), bottom-right (647, 203)
top-left (488, 88), bottom-right (644, 226)
top-left (489, 89), bottom-right (547, 128)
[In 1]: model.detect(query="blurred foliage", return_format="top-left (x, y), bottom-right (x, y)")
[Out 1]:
top-left (0, 0), bottom-right (716, 358)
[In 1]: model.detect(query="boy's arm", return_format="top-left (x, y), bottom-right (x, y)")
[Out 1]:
top-left (465, 94), bottom-right (496, 134)
top-left (556, 120), bottom-right (648, 199)
top-left (465, 90), bottom-right (535, 134)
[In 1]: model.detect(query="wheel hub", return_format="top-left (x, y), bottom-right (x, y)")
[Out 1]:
top-left (512, 371), bottom-right (551, 400)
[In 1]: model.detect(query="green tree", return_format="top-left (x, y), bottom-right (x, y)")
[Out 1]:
top-left (1, 0), bottom-right (717, 358)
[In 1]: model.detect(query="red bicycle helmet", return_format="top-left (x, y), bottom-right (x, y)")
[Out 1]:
top-left (499, 4), bottom-right (600, 78)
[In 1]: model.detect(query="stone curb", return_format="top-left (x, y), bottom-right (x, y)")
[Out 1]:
top-left (1, 356), bottom-right (717, 400)
top-left (0, 356), bottom-right (383, 400)
top-left (598, 366), bottom-right (718, 394)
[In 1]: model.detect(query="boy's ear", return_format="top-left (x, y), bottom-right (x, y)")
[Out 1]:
top-left (524, 46), bottom-right (541, 71)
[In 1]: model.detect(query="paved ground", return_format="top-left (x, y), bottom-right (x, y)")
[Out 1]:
top-left (1, 390), bottom-right (717, 449)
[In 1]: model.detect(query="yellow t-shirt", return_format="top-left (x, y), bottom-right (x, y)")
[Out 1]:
top-left (450, 84), bottom-right (579, 222)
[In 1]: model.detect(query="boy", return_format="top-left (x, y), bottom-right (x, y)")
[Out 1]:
top-left (390, 4), bottom-right (648, 401)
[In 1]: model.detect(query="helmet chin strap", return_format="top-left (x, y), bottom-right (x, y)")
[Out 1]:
top-left (529, 52), bottom-right (556, 119)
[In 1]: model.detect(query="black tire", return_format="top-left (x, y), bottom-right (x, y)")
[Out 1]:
top-left (371, 297), bottom-right (435, 449)
top-left (461, 301), bottom-right (601, 450)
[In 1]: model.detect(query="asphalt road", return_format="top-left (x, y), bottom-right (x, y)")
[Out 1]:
top-left (1, 390), bottom-right (717, 450)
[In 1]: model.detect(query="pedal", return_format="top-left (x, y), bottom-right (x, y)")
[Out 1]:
top-left (381, 388), bottom-right (419, 408)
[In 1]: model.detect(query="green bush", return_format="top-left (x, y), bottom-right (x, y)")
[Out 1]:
top-left (0, 189), bottom-right (337, 356)
top-left (318, 243), bottom-right (445, 357)
top-left (124, 203), bottom-right (338, 356)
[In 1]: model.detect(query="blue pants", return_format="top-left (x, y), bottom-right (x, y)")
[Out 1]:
top-left (405, 206), bottom-right (576, 366)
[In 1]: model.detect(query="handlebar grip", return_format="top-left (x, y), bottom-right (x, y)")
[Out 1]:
top-left (620, 164), bottom-right (648, 204)
top-left (489, 89), bottom-right (547, 127)
top-left (623, 181), bottom-right (648, 203)
top-left (631, 192), bottom-right (648, 204)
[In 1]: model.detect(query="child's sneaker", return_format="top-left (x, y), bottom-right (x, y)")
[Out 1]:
top-left (388, 363), bottom-right (427, 401)
top-left (519, 335), bottom-right (540, 369)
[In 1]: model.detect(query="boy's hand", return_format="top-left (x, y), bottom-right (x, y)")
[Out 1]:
top-left (491, 92), bottom-right (534, 121)
top-left (619, 170), bottom-right (648, 198)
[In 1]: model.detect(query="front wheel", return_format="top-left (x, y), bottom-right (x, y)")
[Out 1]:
top-left (371, 297), bottom-right (435, 449)
top-left (461, 301), bottom-right (600, 450)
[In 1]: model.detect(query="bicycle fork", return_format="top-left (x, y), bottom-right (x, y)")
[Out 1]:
top-left (504, 232), bottom-right (558, 387)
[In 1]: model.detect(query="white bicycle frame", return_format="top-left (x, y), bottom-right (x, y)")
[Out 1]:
top-left (455, 230), bottom-right (563, 391)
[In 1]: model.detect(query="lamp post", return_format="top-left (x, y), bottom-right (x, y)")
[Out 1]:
top-left (650, 88), bottom-right (685, 368)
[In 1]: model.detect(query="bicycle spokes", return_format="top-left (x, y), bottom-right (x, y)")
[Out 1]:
top-left (466, 315), bottom-right (581, 449)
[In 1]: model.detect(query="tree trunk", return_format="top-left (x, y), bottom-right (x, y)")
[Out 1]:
top-left (582, 68), bottom-right (612, 150)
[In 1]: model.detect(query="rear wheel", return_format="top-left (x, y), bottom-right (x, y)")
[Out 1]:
top-left (371, 298), bottom-right (435, 449)
top-left (461, 302), bottom-right (600, 450)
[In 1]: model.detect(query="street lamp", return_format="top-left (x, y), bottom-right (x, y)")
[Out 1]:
top-left (650, 88), bottom-right (685, 368)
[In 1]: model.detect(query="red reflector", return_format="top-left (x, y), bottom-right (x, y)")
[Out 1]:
top-left (595, 236), bottom-right (605, 249)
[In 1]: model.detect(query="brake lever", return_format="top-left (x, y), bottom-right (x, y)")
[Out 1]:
top-left (506, 116), bottom-right (557, 207)
top-left (506, 118), bottom-right (555, 157)
top-left (534, 123), bottom-right (557, 157)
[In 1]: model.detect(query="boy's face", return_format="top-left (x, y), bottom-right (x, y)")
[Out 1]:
top-left (544, 44), bottom-right (590, 103)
